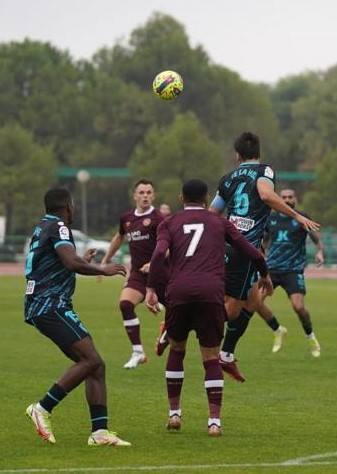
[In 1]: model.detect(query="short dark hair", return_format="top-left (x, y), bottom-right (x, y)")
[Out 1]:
top-left (44, 187), bottom-right (72, 213)
top-left (133, 178), bottom-right (154, 191)
top-left (234, 132), bottom-right (260, 160)
top-left (182, 179), bottom-right (208, 203)
top-left (280, 188), bottom-right (296, 197)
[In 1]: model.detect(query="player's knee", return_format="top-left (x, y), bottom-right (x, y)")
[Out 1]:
top-left (292, 301), bottom-right (304, 314)
top-left (94, 357), bottom-right (106, 377)
top-left (87, 353), bottom-right (105, 374)
top-left (119, 300), bottom-right (134, 315)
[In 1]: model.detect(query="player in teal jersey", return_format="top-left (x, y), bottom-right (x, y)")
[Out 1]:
top-left (256, 189), bottom-right (323, 357)
top-left (210, 132), bottom-right (320, 381)
top-left (25, 187), bottom-right (131, 446)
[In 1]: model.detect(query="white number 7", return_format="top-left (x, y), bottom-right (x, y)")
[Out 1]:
top-left (183, 223), bottom-right (204, 257)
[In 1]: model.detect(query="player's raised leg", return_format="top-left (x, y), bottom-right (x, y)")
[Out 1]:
top-left (219, 283), bottom-right (260, 382)
top-left (220, 295), bottom-right (249, 382)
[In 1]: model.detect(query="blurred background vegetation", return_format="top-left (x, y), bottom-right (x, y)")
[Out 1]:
top-left (1, 13), bottom-right (336, 239)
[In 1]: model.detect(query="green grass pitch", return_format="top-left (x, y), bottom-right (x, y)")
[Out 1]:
top-left (0, 276), bottom-right (336, 474)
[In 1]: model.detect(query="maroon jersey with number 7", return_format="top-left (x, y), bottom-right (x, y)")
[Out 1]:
top-left (148, 206), bottom-right (268, 307)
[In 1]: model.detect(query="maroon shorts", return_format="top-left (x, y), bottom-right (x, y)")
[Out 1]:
top-left (124, 270), bottom-right (166, 305)
top-left (165, 302), bottom-right (225, 347)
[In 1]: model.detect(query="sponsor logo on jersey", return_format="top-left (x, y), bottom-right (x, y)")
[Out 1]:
top-left (126, 230), bottom-right (150, 242)
top-left (26, 280), bottom-right (35, 295)
top-left (229, 215), bottom-right (255, 232)
top-left (143, 218), bottom-right (151, 227)
top-left (33, 226), bottom-right (42, 237)
top-left (59, 226), bottom-right (70, 240)
top-left (264, 166), bottom-right (274, 179)
top-left (125, 221), bottom-right (131, 228)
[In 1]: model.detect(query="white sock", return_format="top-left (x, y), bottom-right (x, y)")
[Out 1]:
top-left (132, 344), bottom-right (144, 353)
top-left (169, 409), bottom-right (181, 417)
top-left (208, 418), bottom-right (221, 427)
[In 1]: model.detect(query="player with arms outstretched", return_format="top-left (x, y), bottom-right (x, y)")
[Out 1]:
top-left (25, 188), bottom-right (130, 447)
top-left (146, 179), bottom-right (272, 436)
top-left (101, 179), bottom-right (166, 368)
top-left (256, 189), bottom-right (323, 356)
top-left (210, 132), bottom-right (320, 381)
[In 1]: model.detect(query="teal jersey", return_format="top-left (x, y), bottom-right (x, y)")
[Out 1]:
top-left (213, 162), bottom-right (275, 248)
top-left (266, 211), bottom-right (309, 272)
top-left (24, 214), bottom-right (76, 320)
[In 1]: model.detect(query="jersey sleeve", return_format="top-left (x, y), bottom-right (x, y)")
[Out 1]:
top-left (49, 222), bottom-right (75, 250)
top-left (217, 176), bottom-right (229, 202)
top-left (156, 220), bottom-right (172, 245)
top-left (147, 221), bottom-right (171, 288)
top-left (210, 191), bottom-right (227, 213)
top-left (210, 176), bottom-right (229, 212)
top-left (257, 165), bottom-right (276, 189)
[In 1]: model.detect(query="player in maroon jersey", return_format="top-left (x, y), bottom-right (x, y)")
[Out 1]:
top-left (146, 179), bottom-right (272, 436)
top-left (101, 179), bottom-right (166, 369)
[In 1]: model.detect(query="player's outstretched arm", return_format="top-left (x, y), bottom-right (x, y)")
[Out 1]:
top-left (56, 244), bottom-right (127, 277)
top-left (83, 248), bottom-right (97, 263)
top-left (257, 180), bottom-right (320, 232)
top-left (101, 232), bottom-right (124, 265)
top-left (309, 230), bottom-right (325, 266)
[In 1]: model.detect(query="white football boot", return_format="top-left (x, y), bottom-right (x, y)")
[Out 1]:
top-left (123, 352), bottom-right (148, 369)
top-left (88, 429), bottom-right (131, 446)
top-left (26, 403), bottom-right (56, 444)
top-left (272, 326), bottom-right (288, 353)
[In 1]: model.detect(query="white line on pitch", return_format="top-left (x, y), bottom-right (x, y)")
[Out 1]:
top-left (283, 451), bottom-right (337, 465)
top-left (1, 459), bottom-right (337, 473)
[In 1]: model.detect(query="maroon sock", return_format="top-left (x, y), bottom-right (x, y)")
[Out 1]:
top-left (166, 349), bottom-right (185, 412)
top-left (203, 359), bottom-right (223, 420)
top-left (119, 300), bottom-right (142, 347)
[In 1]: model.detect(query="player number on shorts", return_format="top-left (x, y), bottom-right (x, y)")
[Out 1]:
top-left (183, 223), bottom-right (204, 257)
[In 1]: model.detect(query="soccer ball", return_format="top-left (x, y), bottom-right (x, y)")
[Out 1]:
top-left (152, 70), bottom-right (183, 100)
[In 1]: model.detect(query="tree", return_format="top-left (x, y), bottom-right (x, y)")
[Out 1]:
top-left (0, 40), bottom-right (92, 164)
top-left (94, 13), bottom-right (280, 161)
top-left (303, 151), bottom-right (337, 227)
top-left (0, 123), bottom-right (56, 235)
top-left (130, 112), bottom-right (222, 208)
top-left (291, 66), bottom-right (337, 169)
top-left (268, 73), bottom-right (318, 170)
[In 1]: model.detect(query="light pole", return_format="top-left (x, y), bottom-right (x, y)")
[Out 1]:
top-left (76, 169), bottom-right (90, 234)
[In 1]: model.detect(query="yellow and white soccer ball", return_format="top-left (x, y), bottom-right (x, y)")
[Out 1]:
top-left (152, 70), bottom-right (183, 100)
